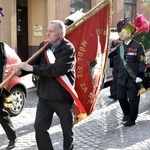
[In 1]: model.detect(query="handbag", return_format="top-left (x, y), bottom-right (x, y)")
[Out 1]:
top-left (2, 88), bottom-right (15, 108)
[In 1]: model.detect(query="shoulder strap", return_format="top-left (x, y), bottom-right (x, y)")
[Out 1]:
top-left (119, 44), bottom-right (136, 80)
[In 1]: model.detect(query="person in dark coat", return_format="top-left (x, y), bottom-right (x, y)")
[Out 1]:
top-left (15, 20), bottom-right (76, 150)
top-left (108, 39), bottom-right (120, 101)
top-left (109, 19), bottom-right (146, 127)
top-left (0, 8), bottom-right (17, 150)
top-left (142, 50), bottom-right (150, 90)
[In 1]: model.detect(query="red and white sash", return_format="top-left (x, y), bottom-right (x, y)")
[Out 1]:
top-left (44, 43), bottom-right (87, 122)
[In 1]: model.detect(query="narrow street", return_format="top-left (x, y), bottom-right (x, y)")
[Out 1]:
top-left (0, 85), bottom-right (150, 150)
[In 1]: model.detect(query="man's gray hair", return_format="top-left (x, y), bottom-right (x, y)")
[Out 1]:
top-left (49, 20), bottom-right (66, 37)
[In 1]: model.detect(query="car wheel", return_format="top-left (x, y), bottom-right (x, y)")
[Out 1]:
top-left (5, 87), bottom-right (25, 117)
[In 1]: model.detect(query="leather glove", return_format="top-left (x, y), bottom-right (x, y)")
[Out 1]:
top-left (135, 77), bottom-right (142, 83)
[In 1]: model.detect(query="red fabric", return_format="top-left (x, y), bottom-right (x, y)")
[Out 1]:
top-left (66, 1), bottom-right (111, 121)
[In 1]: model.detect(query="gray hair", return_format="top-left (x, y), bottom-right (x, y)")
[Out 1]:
top-left (49, 20), bottom-right (66, 37)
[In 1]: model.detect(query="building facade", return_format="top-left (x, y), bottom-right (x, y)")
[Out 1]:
top-left (0, 0), bottom-right (150, 61)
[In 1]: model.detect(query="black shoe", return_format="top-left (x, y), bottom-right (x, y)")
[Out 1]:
top-left (122, 116), bottom-right (129, 122)
top-left (123, 120), bottom-right (135, 127)
top-left (6, 139), bottom-right (17, 150)
top-left (108, 95), bottom-right (117, 100)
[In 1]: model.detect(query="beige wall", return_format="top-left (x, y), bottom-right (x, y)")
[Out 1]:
top-left (112, 0), bottom-right (124, 28)
top-left (55, 0), bottom-right (70, 22)
top-left (0, 0), bottom-right (17, 50)
top-left (28, 0), bottom-right (70, 56)
top-left (141, 3), bottom-right (150, 21)
top-left (28, 0), bottom-right (47, 46)
top-left (91, 0), bottom-right (104, 6)
top-left (28, 0), bottom-right (70, 46)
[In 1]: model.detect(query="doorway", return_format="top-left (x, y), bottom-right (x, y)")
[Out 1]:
top-left (17, 0), bottom-right (28, 61)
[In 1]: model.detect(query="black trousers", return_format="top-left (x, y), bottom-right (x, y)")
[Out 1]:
top-left (117, 81), bottom-right (140, 122)
top-left (110, 69), bottom-right (119, 98)
top-left (0, 100), bottom-right (17, 141)
top-left (34, 99), bottom-right (74, 150)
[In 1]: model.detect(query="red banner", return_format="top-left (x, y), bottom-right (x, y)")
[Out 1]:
top-left (66, 0), bottom-right (112, 123)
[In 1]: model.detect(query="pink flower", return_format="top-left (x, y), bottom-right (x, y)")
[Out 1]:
top-left (132, 14), bottom-right (149, 33)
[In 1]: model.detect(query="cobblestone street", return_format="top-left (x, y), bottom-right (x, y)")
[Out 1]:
top-left (0, 86), bottom-right (150, 150)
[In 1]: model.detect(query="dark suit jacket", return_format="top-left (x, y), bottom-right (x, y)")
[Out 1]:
top-left (109, 39), bottom-right (146, 86)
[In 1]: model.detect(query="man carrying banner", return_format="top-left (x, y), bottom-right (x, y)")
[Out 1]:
top-left (15, 20), bottom-right (75, 150)
top-left (109, 18), bottom-right (147, 127)
top-left (0, 7), bottom-right (17, 150)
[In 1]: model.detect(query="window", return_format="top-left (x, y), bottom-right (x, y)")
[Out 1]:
top-left (124, 0), bottom-right (136, 22)
top-left (70, 0), bottom-right (91, 14)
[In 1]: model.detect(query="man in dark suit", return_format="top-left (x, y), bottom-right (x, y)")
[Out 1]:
top-left (15, 20), bottom-right (75, 150)
top-left (109, 19), bottom-right (146, 127)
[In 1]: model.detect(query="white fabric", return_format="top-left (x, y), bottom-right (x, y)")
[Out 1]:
top-left (135, 77), bottom-right (142, 83)
top-left (46, 49), bottom-right (78, 97)
top-left (47, 49), bottom-right (56, 63)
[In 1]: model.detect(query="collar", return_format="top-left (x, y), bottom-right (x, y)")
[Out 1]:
top-left (51, 38), bottom-right (63, 52)
top-left (124, 39), bottom-right (132, 45)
